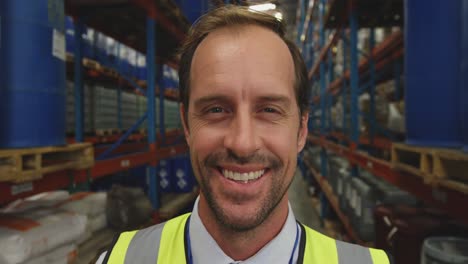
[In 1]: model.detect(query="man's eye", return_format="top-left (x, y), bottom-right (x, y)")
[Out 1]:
top-left (208, 107), bottom-right (224, 113)
top-left (263, 107), bottom-right (278, 113)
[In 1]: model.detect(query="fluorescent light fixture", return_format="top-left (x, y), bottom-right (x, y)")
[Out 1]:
top-left (249, 3), bottom-right (276, 12)
top-left (274, 12), bottom-right (283, 20)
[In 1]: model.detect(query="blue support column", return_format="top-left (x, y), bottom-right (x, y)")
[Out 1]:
top-left (159, 66), bottom-right (166, 145)
top-left (308, 19), bottom-right (315, 69)
top-left (327, 49), bottom-right (334, 131)
top-left (117, 83), bottom-right (122, 130)
top-left (369, 28), bottom-right (376, 144)
top-left (349, 2), bottom-right (360, 144)
top-left (319, 0), bottom-right (326, 135)
top-left (74, 18), bottom-right (84, 142)
top-left (147, 17), bottom-right (159, 209)
top-left (319, 0), bottom-right (329, 219)
top-left (349, 1), bottom-right (360, 179)
top-left (342, 34), bottom-right (347, 134)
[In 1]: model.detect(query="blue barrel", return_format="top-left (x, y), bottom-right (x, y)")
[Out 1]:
top-left (462, 0), bottom-right (468, 152)
top-left (405, 0), bottom-right (462, 147)
top-left (0, 0), bottom-right (66, 148)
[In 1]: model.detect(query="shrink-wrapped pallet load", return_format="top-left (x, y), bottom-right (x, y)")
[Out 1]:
top-left (22, 244), bottom-right (77, 264)
top-left (0, 208), bottom-right (86, 264)
top-left (56, 192), bottom-right (108, 244)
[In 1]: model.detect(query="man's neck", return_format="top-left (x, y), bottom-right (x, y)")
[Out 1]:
top-left (197, 196), bottom-right (290, 261)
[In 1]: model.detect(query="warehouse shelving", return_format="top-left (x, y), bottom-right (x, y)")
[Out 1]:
top-left (303, 159), bottom-right (368, 246)
top-left (0, 1), bottom-right (193, 211)
top-left (65, 0), bottom-right (191, 210)
top-left (297, 0), bottom-right (468, 245)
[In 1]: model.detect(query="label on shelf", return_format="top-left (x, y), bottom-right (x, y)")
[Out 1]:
top-left (11, 183), bottom-right (34, 196)
top-left (351, 190), bottom-right (356, 209)
top-left (355, 195), bottom-right (361, 217)
top-left (52, 29), bottom-right (65, 61)
top-left (120, 160), bottom-right (130, 168)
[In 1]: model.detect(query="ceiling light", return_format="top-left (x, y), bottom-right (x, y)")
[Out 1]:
top-left (249, 3), bottom-right (276, 12)
top-left (274, 12), bottom-right (283, 20)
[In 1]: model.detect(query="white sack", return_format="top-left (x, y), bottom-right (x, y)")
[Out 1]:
top-left (0, 208), bottom-right (86, 264)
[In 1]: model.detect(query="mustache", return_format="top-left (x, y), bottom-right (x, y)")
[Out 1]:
top-left (204, 149), bottom-right (283, 170)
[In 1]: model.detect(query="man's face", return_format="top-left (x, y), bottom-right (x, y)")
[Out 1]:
top-left (182, 25), bottom-right (308, 231)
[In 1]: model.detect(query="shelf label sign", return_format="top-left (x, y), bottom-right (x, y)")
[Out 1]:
top-left (52, 29), bottom-right (65, 61)
top-left (11, 182), bottom-right (33, 196)
top-left (121, 160), bottom-right (131, 168)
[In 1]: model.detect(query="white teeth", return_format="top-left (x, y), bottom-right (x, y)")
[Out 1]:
top-left (222, 169), bottom-right (266, 182)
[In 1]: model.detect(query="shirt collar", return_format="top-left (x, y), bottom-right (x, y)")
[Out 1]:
top-left (190, 196), bottom-right (299, 264)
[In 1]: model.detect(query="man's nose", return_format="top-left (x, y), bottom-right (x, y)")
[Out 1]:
top-left (223, 110), bottom-right (261, 158)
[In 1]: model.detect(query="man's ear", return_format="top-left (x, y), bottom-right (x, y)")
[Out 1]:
top-left (180, 104), bottom-right (190, 145)
top-left (297, 112), bottom-right (309, 152)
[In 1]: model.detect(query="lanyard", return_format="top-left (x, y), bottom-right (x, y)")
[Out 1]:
top-left (185, 216), bottom-right (300, 264)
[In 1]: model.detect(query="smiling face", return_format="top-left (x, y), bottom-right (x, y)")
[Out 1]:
top-left (181, 25), bottom-right (308, 232)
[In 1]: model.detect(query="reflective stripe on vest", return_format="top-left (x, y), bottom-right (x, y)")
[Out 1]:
top-left (157, 213), bottom-right (190, 263)
top-left (105, 213), bottom-right (389, 264)
top-left (107, 231), bottom-right (138, 264)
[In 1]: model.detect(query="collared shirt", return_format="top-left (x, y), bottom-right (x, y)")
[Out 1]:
top-left (190, 197), bottom-right (300, 264)
top-left (96, 197), bottom-right (300, 264)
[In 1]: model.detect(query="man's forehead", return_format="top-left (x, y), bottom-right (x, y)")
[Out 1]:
top-left (190, 24), bottom-right (294, 82)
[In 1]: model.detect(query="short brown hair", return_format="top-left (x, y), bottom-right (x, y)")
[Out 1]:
top-left (178, 5), bottom-right (309, 119)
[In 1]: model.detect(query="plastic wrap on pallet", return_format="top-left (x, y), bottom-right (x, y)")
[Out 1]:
top-left (387, 101), bottom-right (406, 133)
top-left (22, 243), bottom-right (77, 264)
top-left (0, 208), bottom-right (86, 264)
top-left (0, 191), bottom-right (70, 214)
top-left (56, 192), bottom-right (107, 217)
top-left (89, 212), bottom-right (107, 233)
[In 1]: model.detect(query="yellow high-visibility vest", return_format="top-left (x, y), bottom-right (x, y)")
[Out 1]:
top-left (103, 213), bottom-right (390, 264)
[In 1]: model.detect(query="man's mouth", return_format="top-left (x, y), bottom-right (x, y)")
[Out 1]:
top-left (217, 167), bottom-right (268, 183)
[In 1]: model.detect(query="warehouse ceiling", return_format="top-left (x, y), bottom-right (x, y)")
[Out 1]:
top-left (247, 0), bottom-right (299, 39)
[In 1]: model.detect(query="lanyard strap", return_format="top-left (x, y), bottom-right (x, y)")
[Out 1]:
top-left (184, 216), bottom-right (300, 264)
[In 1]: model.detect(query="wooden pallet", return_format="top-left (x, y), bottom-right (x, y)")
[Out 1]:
top-left (392, 143), bottom-right (468, 192)
top-left (391, 143), bottom-right (433, 181)
top-left (95, 129), bottom-right (120, 136)
top-left (82, 58), bottom-right (101, 71)
top-left (0, 143), bottom-right (94, 183)
top-left (433, 149), bottom-right (468, 181)
top-left (101, 66), bottom-right (119, 78)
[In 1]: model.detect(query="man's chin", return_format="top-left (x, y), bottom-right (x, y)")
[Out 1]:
top-left (215, 211), bottom-right (265, 232)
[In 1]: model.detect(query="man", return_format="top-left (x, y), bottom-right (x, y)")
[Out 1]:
top-left (98, 5), bottom-right (391, 264)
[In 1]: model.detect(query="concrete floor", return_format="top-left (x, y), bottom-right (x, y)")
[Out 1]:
top-left (289, 170), bottom-right (324, 233)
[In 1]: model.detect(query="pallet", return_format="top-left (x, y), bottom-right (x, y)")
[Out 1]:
top-left (391, 143), bottom-right (434, 181)
top-left (82, 58), bottom-right (101, 71)
top-left (392, 143), bottom-right (468, 192)
top-left (0, 143), bottom-right (94, 183)
top-left (101, 66), bottom-right (119, 78)
top-left (433, 148), bottom-right (468, 182)
top-left (95, 129), bottom-right (120, 136)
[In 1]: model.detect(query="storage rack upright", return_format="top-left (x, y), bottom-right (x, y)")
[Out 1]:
top-left (0, 1), bottom-right (193, 216)
top-left (296, 0), bottom-right (468, 245)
